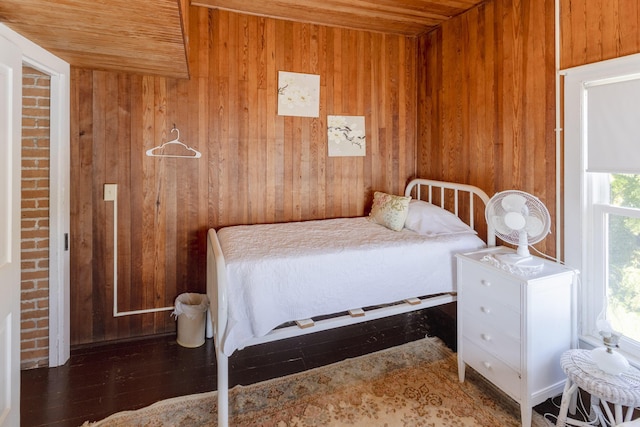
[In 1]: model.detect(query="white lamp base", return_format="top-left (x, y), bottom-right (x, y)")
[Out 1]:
top-left (591, 347), bottom-right (630, 375)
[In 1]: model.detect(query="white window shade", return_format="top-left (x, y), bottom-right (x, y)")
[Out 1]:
top-left (587, 77), bottom-right (640, 173)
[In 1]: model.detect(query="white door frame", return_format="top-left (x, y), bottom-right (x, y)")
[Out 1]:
top-left (0, 24), bottom-right (71, 367)
top-left (0, 30), bottom-right (22, 427)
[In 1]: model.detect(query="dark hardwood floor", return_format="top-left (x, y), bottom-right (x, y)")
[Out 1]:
top-left (21, 304), bottom-right (562, 427)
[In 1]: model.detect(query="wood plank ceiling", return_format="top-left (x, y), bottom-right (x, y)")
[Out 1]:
top-left (0, 0), bottom-right (484, 78)
top-left (0, 0), bottom-right (190, 78)
top-left (193, 0), bottom-right (486, 36)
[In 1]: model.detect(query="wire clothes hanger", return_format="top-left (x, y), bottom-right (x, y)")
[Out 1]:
top-left (145, 126), bottom-right (202, 159)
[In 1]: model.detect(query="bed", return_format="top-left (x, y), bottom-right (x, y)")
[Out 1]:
top-left (206, 178), bottom-right (496, 427)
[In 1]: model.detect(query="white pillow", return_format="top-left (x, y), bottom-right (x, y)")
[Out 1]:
top-left (404, 200), bottom-right (476, 236)
top-left (368, 191), bottom-right (411, 231)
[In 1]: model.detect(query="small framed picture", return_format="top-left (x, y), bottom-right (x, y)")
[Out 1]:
top-left (327, 115), bottom-right (366, 157)
top-left (277, 71), bottom-right (320, 117)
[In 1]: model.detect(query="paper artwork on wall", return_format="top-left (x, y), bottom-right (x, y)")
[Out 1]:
top-left (277, 71), bottom-right (320, 117)
top-left (327, 115), bottom-right (366, 157)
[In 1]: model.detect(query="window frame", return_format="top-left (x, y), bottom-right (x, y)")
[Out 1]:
top-left (564, 53), bottom-right (640, 365)
top-left (592, 187), bottom-right (640, 358)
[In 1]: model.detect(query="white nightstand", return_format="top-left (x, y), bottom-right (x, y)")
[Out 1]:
top-left (456, 246), bottom-right (577, 427)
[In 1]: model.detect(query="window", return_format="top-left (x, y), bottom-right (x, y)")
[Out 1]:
top-left (564, 54), bottom-right (640, 361)
top-left (591, 174), bottom-right (640, 356)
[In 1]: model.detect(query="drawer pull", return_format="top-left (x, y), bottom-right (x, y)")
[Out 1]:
top-left (482, 361), bottom-right (492, 370)
top-left (480, 279), bottom-right (491, 287)
top-left (481, 333), bottom-right (492, 341)
top-left (480, 306), bottom-right (491, 314)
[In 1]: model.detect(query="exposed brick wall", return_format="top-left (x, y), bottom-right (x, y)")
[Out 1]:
top-left (21, 66), bottom-right (51, 369)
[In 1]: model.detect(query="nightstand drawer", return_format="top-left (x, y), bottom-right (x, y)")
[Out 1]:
top-left (461, 300), bottom-right (520, 340)
top-left (458, 262), bottom-right (521, 310)
top-left (462, 312), bottom-right (521, 369)
top-left (461, 339), bottom-right (521, 401)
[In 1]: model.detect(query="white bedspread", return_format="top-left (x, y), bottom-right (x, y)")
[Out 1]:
top-left (217, 217), bottom-right (485, 355)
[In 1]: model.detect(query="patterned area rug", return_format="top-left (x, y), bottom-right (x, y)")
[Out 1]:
top-left (84, 337), bottom-right (551, 426)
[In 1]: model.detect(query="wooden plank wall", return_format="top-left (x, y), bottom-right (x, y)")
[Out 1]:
top-left (70, 0), bottom-right (640, 345)
top-left (70, 7), bottom-right (417, 345)
top-left (417, 0), bottom-right (640, 259)
top-left (559, 0), bottom-right (640, 68)
top-left (417, 0), bottom-right (557, 255)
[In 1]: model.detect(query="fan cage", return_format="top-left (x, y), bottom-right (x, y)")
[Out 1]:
top-left (485, 190), bottom-right (551, 246)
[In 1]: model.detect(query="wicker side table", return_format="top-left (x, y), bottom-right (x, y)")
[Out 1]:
top-left (556, 349), bottom-right (640, 426)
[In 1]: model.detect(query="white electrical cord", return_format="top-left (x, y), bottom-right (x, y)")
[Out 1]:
top-left (105, 184), bottom-right (174, 317)
top-left (542, 391), bottom-right (600, 426)
top-left (555, 0), bottom-right (562, 262)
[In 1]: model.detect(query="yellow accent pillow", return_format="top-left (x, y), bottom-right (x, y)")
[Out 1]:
top-left (369, 191), bottom-right (411, 231)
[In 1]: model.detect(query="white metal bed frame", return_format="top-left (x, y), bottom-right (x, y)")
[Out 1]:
top-left (206, 178), bottom-right (495, 427)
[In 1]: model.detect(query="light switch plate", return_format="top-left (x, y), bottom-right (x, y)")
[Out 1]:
top-left (104, 183), bottom-right (117, 201)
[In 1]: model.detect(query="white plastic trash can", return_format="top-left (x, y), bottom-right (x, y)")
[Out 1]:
top-left (172, 293), bottom-right (209, 348)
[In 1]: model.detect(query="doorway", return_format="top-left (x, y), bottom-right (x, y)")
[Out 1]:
top-left (20, 66), bottom-right (51, 369)
top-left (0, 24), bottom-right (72, 369)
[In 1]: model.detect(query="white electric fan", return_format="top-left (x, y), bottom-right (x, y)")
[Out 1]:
top-left (485, 190), bottom-right (551, 272)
